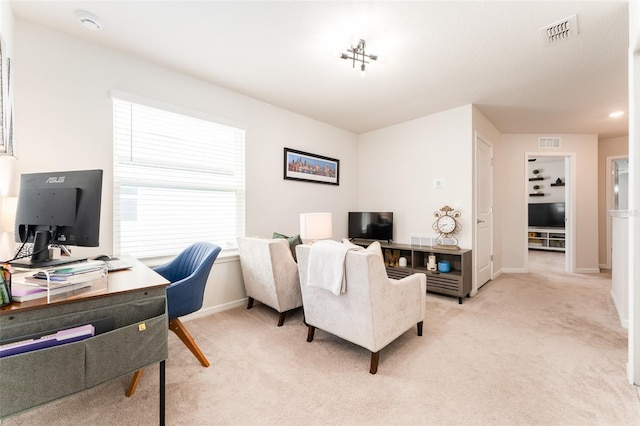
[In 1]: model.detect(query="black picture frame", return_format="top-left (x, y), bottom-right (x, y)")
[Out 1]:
top-left (283, 147), bottom-right (339, 186)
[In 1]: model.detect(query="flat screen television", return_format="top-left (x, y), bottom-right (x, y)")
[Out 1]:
top-left (11, 169), bottom-right (103, 268)
top-left (528, 202), bottom-right (565, 228)
top-left (348, 212), bottom-right (393, 242)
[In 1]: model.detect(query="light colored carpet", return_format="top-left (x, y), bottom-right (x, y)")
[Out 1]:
top-left (3, 251), bottom-right (639, 425)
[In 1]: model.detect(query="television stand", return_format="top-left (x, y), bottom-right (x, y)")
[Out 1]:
top-left (527, 227), bottom-right (565, 252)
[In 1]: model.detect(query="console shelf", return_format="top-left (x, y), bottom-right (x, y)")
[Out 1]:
top-left (352, 241), bottom-right (472, 304)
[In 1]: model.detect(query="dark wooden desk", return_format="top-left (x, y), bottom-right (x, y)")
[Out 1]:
top-left (0, 259), bottom-right (169, 424)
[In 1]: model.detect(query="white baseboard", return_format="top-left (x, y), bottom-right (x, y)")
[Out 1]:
top-left (575, 268), bottom-right (601, 273)
top-left (610, 290), bottom-right (629, 329)
top-left (501, 268), bottom-right (528, 273)
top-left (180, 298), bottom-right (247, 322)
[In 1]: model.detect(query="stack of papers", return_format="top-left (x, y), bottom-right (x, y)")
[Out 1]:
top-left (11, 260), bottom-right (107, 302)
top-left (25, 261), bottom-right (106, 286)
top-left (11, 281), bottom-right (94, 302)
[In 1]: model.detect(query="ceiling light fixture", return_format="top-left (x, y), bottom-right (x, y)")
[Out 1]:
top-left (609, 111), bottom-right (625, 118)
top-left (76, 10), bottom-right (102, 31)
top-left (340, 39), bottom-right (378, 72)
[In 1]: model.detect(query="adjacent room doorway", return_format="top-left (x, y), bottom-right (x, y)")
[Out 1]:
top-left (525, 154), bottom-right (574, 273)
top-left (605, 156), bottom-right (629, 268)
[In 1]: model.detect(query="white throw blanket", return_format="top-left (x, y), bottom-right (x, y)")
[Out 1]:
top-left (307, 240), bottom-right (361, 296)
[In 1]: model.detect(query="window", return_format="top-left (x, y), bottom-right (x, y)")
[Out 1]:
top-left (112, 94), bottom-right (245, 258)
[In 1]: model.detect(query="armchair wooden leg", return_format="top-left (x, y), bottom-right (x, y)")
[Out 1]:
top-left (277, 312), bottom-right (286, 327)
top-left (246, 297), bottom-right (254, 309)
top-left (417, 321), bottom-right (424, 336)
top-left (306, 325), bottom-right (316, 342)
top-left (126, 369), bottom-right (144, 397)
top-left (370, 351), bottom-right (380, 375)
top-left (169, 318), bottom-right (210, 367)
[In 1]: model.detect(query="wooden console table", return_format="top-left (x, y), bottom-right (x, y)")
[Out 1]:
top-left (353, 241), bottom-right (472, 304)
top-left (0, 259), bottom-right (169, 424)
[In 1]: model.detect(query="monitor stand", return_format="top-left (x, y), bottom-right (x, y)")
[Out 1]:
top-left (9, 257), bottom-right (87, 269)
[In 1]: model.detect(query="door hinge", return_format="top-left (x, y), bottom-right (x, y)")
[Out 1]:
top-left (490, 254), bottom-right (494, 261)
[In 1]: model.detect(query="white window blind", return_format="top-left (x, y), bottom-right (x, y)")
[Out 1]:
top-left (112, 96), bottom-right (245, 258)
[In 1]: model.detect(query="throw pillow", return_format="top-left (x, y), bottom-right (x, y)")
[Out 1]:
top-left (341, 239), bottom-right (383, 260)
top-left (273, 232), bottom-right (303, 262)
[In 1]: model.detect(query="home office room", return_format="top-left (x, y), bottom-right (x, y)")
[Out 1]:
top-left (1, 1), bottom-right (639, 425)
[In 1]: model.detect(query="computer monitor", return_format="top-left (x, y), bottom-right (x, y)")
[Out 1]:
top-left (11, 169), bottom-right (103, 268)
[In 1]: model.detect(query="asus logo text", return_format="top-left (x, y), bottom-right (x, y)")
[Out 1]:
top-left (46, 176), bottom-right (65, 184)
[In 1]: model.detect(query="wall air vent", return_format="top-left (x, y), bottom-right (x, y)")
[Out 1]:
top-left (540, 14), bottom-right (578, 46)
top-left (538, 137), bottom-right (561, 148)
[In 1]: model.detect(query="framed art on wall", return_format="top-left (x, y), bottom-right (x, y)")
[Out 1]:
top-left (283, 147), bottom-right (339, 185)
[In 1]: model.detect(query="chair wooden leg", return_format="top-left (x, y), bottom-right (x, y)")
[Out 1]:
top-left (246, 297), bottom-right (254, 309)
top-left (169, 318), bottom-right (210, 367)
top-left (126, 369), bottom-right (144, 397)
top-left (306, 325), bottom-right (316, 342)
top-left (370, 351), bottom-right (380, 375)
top-left (417, 321), bottom-right (424, 336)
top-left (277, 312), bottom-right (286, 327)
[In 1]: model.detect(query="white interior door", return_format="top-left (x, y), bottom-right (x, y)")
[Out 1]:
top-left (475, 133), bottom-right (493, 289)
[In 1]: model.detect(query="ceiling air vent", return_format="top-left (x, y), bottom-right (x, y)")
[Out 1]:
top-left (538, 137), bottom-right (561, 148)
top-left (540, 14), bottom-right (578, 46)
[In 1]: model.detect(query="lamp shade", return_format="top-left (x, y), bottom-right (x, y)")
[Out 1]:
top-left (2, 197), bottom-right (17, 233)
top-left (300, 212), bottom-right (332, 241)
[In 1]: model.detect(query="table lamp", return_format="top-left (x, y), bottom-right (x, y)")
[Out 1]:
top-left (300, 212), bottom-right (332, 243)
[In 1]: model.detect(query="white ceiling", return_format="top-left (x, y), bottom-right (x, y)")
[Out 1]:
top-left (10, 1), bottom-right (629, 137)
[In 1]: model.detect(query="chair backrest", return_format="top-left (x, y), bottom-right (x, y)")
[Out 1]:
top-left (155, 242), bottom-right (222, 320)
top-left (296, 243), bottom-right (425, 353)
top-left (237, 237), bottom-right (301, 311)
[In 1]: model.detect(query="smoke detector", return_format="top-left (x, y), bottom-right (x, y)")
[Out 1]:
top-left (76, 10), bottom-right (102, 31)
top-left (540, 14), bottom-right (578, 46)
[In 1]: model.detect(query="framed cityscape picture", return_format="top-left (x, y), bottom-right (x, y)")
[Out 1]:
top-left (283, 147), bottom-right (339, 186)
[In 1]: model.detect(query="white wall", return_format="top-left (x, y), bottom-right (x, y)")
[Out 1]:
top-left (9, 19), bottom-right (359, 310)
top-left (496, 134), bottom-right (599, 273)
top-left (527, 158), bottom-right (565, 203)
top-left (357, 105), bottom-right (473, 249)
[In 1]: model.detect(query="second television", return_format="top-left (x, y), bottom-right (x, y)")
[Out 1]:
top-left (348, 212), bottom-right (393, 242)
top-left (528, 202), bottom-right (565, 228)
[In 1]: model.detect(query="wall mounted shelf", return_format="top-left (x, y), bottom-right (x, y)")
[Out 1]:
top-left (529, 193), bottom-right (545, 197)
top-left (550, 183), bottom-right (565, 187)
top-left (529, 177), bottom-right (544, 181)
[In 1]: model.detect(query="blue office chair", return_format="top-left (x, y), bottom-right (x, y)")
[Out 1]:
top-left (126, 242), bottom-right (222, 397)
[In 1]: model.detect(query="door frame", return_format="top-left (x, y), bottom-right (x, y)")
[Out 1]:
top-left (605, 155), bottom-right (629, 269)
top-left (473, 131), bottom-right (493, 293)
top-left (524, 152), bottom-right (576, 273)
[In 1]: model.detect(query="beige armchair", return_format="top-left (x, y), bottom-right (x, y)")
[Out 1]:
top-left (238, 237), bottom-right (303, 326)
top-left (296, 242), bottom-right (426, 374)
